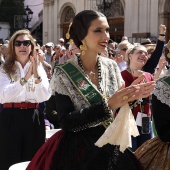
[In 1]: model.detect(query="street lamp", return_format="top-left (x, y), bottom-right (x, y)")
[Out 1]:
top-left (96, 0), bottom-right (113, 17)
top-left (24, 6), bottom-right (33, 29)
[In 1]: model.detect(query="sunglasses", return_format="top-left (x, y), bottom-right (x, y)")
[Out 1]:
top-left (14, 40), bottom-right (31, 47)
top-left (121, 48), bottom-right (128, 52)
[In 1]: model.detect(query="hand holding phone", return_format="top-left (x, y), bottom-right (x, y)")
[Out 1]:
top-left (141, 117), bottom-right (150, 134)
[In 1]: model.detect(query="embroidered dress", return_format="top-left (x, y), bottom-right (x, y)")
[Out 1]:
top-left (135, 76), bottom-right (170, 170)
top-left (27, 56), bottom-right (142, 170)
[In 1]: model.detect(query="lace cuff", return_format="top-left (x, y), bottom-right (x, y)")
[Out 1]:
top-left (102, 98), bottom-right (116, 129)
top-left (71, 101), bottom-right (112, 132)
top-left (153, 78), bottom-right (170, 107)
top-left (71, 99), bottom-right (115, 132)
top-left (71, 116), bottom-right (108, 132)
top-left (102, 98), bottom-right (114, 115)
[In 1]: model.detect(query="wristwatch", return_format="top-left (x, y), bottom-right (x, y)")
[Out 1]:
top-left (34, 76), bottom-right (42, 83)
top-left (20, 77), bottom-right (27, 85)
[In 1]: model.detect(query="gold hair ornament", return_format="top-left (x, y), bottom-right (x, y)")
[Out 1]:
top-left (166, 40), bottom-right (170, 58)
top-left (66, 22), bottom-right (72, 40)
top-left (80, 40), bottom-right (87, 55)
top-left (65, 22), bottom-right (74, 44)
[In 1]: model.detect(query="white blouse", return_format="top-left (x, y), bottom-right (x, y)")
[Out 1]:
top-left (0, 61), bottom-right (51, 103)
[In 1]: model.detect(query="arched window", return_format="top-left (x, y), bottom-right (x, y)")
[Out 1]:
top-left (65, 8), bottom-right (75, 22)
top-left (165, 0), bottom-right (170, 42)
top-left (110, 0), bottom-right (124, 17)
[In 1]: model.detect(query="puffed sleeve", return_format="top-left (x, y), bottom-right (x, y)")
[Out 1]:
top-left (50, 67), bottom-right (112, 132)
top-left (0, 68), bottom-right (24, 103)
top-left (54, 93), bottom-right (110, 132)
top-left (31, 64), bottom-right (51, 102)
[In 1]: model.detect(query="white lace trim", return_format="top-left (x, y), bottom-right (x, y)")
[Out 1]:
top-left (50, 56), bottom-right (124, 111)
top-left (95, 104), bottom-right (139, 152)
top-left (50, 56), bottom-right (139, 152)
top-left (153, 76), bottom-right (170, 107)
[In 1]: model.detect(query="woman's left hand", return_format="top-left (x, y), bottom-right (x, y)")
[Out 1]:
top-left (131, 74), bottom-right (145, 85)
top-left (108, 81), bottom-right (155, 110)
top-left (30, 55), bottom-right (39, 78)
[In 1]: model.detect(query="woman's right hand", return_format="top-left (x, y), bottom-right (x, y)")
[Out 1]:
top-left (108, 81), bottom-right (155, 110)
top-left (20, 64), bottom-right (33, 86)
top-left (24, 63), bottom-right (33, 81)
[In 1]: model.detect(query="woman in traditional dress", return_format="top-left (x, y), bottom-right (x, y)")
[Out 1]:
top-left (135, 40), bottom-right (170, 170)
top-left (27, 10), bottom-right (155, 170)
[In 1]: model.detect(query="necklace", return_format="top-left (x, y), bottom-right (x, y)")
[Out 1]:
top-left (77, 55), bottom-right (103, 93)
top-left (89, 71), bottom-right (97, 80)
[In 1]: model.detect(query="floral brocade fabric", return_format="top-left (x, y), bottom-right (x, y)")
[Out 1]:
top-left (135, 76), bottom-right (170, 170)
top-left (135, 136), bottom-right (170, 170)
top-left (153, 76), bottom-right (170, 107)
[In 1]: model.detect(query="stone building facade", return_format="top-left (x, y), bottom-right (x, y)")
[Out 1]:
top-left (42, 0), bottom-right (170, 45)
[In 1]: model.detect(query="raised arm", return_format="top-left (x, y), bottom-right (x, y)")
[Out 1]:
top-left (143, 24), bottom-right (166, 74)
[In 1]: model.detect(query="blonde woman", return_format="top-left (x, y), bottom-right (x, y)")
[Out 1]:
top-left (121, 45), bottom-right (154, 151)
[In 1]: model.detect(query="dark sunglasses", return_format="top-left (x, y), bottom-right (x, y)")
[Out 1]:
top-left (121, 48), bottom-right (128, 52)
top-left (14, 40), bottom-right (31, 47)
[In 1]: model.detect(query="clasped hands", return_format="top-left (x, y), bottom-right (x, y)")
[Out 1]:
top-left (23, 55), bottom-right (40, 83)
top-left (108, 74), bottom-right (155, 110)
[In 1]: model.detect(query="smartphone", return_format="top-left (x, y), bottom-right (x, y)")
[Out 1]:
top-left (141, 117), bottom-right (150, 134)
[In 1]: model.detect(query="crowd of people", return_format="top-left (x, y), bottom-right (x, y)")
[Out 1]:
top-left (0, 9), bottom-right (169, 170)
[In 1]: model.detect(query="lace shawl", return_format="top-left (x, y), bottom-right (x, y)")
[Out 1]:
top-left (50, 56), bottom-right (124, 111)
top-left (153, 76), bottom-right (170, 107)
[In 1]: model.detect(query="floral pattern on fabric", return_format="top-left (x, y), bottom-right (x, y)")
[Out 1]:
top-left (153, 76), bottom-right (170, 107)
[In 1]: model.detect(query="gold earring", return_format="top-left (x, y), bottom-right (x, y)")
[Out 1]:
top-left (166, 40), bottom-right (170, 58)
top-left (167, 53), bottom-right (170, 58)
top-left (69, 39), bottom-right (74, 44)
top-left (66, 33), bottom-right (70, 40)
top-left (80, 40), bottom-right (87, 55)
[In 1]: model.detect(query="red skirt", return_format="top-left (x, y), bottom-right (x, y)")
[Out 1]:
top-left (26, 130), bottom-right (64, 170)
top-left (27, 126), bottom-right (142, 170)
